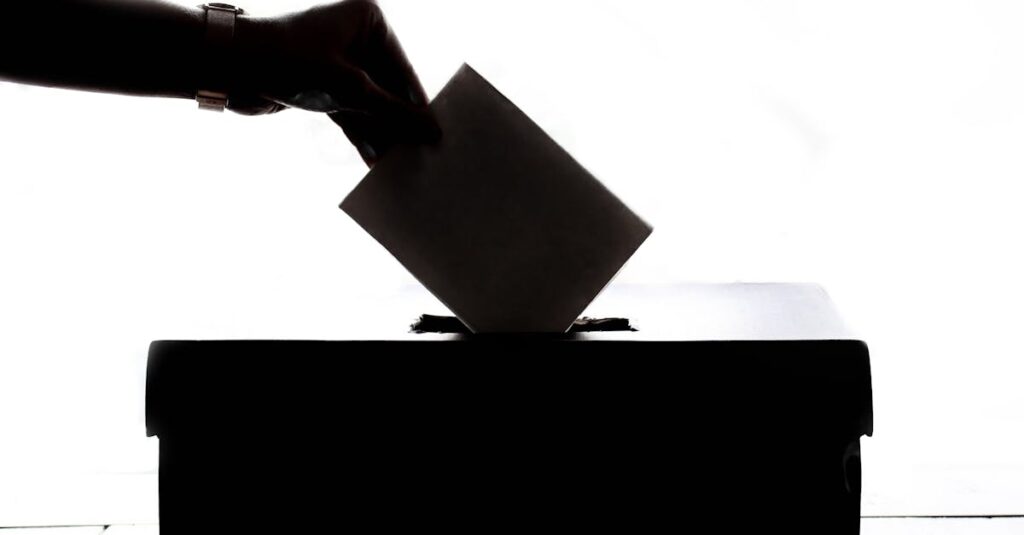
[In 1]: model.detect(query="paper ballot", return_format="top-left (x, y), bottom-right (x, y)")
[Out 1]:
top-left (341, 64), bottom-right (652, 333)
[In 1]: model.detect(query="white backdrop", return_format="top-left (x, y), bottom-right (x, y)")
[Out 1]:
top-left (2, 0), bottom-right (1024, 520)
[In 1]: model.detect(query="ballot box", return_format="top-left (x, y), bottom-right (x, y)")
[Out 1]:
top-left (146, 283), bottom-right (872, 534)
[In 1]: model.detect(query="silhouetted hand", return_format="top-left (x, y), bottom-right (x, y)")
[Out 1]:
top-left (233, 0), bottom-right (439, 165)
top-left (0, 0), bottom-right (438, 167)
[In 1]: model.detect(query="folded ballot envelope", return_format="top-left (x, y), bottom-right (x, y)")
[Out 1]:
top-left (341, 64), bottom-right (652, 333)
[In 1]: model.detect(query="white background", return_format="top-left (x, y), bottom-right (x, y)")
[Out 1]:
top-left (2, 0), bottom-right (1024, 522)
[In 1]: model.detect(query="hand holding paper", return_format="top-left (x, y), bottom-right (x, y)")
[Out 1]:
top-left (342, 64), bottom-right (652, 333)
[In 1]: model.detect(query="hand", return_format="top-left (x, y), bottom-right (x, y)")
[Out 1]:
top-left (231, 0), bottom-right (439, 165)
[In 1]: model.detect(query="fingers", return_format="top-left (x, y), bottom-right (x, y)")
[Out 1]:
top-left (326, 67), bottom-right (440, 166)
top-left (332, 0), bottom-right (436, 166)
top-left (357, 7), bottom-right (430, 108)
top-left (268, 0), bottom-right (440, 166)
top-left (351, 71), bottom-right (439, 139)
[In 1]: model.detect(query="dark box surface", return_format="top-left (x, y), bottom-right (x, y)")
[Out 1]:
top-left (146, 284), bottom-right (872, 533)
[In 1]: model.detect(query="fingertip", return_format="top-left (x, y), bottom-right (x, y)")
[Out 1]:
top-left (408, 86), bottom-right (428, 107)
top-left (358, 141), bottom-right (379, 166)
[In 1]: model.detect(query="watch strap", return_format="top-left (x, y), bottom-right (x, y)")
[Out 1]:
top-left (197, 3), bottom-right (243, 112)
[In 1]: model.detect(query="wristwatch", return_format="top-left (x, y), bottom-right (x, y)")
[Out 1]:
top-left (197, 3), bottom-right (245, 112)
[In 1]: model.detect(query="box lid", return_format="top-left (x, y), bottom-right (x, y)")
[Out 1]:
top-left (146, 283), bottom-right (872, 439)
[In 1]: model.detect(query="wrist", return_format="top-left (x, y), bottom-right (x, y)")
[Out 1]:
top-left (230, 12), bottom-right (289, 101)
